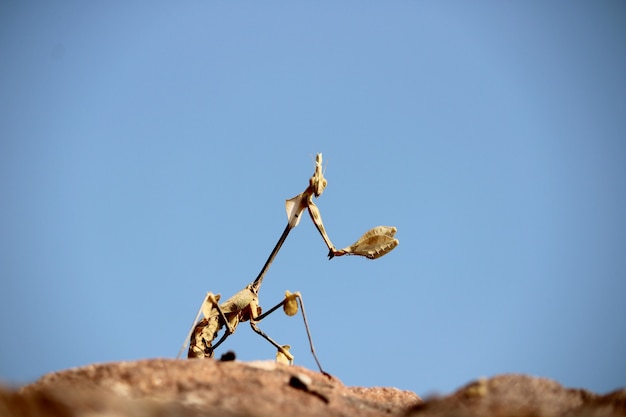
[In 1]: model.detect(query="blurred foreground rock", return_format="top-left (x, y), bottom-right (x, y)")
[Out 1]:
top-left (0, 359), bottom-right (624, 417)
top-left (407, 374), bottom-right (625, 417)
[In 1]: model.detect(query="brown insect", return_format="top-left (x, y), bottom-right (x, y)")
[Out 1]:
top-left (177, 153), bottom-right (398, 376)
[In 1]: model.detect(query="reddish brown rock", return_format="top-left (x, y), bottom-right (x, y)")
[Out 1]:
top-left (1, 360), bottom-right (624, 417)
top-left (407, 374), bottom-right (626, 417)
top-left (1, 358), bottom-right (420, 417)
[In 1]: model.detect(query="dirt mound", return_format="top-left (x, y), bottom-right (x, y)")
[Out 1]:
top-left (1, 359), bottom-right (623, 417)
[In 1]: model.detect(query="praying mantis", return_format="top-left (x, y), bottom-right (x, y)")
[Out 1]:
top-left (177, 153), bottom-right (398, 375)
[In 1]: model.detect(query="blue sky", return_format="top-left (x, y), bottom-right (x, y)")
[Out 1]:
top-left (1, 3), bottom-right (625, 396)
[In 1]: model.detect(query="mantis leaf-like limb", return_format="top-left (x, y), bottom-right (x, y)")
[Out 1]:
top-left (332, 226), bottom-right (399, 259)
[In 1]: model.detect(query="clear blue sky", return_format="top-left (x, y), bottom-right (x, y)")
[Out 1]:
top-left (1, 3), bottom-right (625, 396)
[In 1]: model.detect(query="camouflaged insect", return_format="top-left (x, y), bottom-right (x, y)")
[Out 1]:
top-left (178, 153), bottom-right (398, 377)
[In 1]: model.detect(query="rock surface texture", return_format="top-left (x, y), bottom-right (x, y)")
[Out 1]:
top-left (1, 359), bottom-right (624, 417)
top-left (407, 374), bottom-right (626, 417)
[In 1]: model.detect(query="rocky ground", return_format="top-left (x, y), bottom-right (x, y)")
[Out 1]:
top-left (1, 358), bottom-right (624, 417)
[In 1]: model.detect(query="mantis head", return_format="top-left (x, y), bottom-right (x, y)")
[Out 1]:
top-left (309, 153), bottom-right (328, 197)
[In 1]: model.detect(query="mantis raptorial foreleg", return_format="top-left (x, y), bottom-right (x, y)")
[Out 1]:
top-left (306, 200), bottom-right (337, 258)
top-left (283, 153), bottom-right (337, 258)
top-left (284, 153), bottom-right (398, 260)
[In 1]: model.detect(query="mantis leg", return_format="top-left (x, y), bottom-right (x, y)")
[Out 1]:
top-left (207, 326), bottom-right (232, 353)
top-left (306, 200), bottom-right (338, 259)
top-left (251, 292), bottom-right (329, 376)
top-left (249, 321), bottom-right (295, 364)
top-left (246, 297), bottom-right (293, 363)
